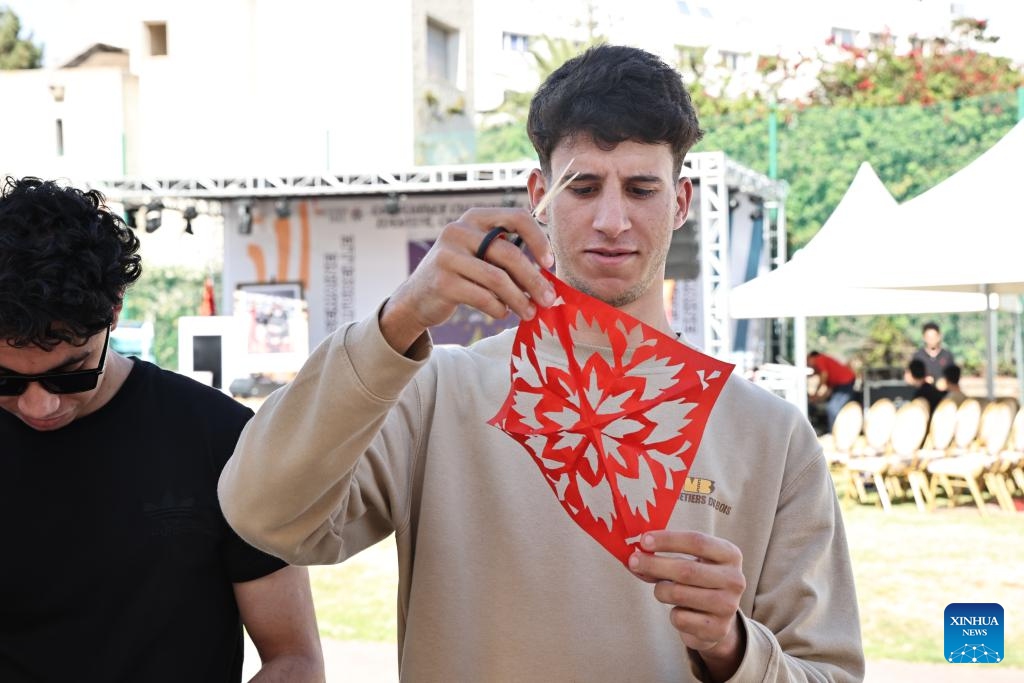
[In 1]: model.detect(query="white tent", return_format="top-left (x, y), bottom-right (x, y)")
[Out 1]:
top-left (856, 120), bottom-right (1024, 398)
top-left (860, 120), bottom-right (1024, 295)
top-left (729, 162), bottom-right (988, 319)
top-left (728, 162), bottom-right (988, 413)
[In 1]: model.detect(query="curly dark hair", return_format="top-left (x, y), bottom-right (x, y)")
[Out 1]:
top-left (527, 44), bottom-right (703, 178)
top-left (0, 176), bottom-right (142, 349)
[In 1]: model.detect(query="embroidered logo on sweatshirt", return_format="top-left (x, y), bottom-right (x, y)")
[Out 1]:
top-left (677, 476), bottom-right (731, 515)
top-left (945, 603), bottom-right (1003, 663)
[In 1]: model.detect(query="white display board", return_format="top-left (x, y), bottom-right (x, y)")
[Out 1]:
top-left (222, 192), bottom-right (526, 350)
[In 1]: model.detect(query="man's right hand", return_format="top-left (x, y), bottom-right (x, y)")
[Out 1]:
top-left (379, 207), bottom-right (557, 355)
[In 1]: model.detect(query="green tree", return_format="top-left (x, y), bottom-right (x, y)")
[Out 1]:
top-left (121, 265), bottom-right (213, 369)
top-left (698, 19), bottom-right (1023, 252)
top-left (477, 33), bottom-right (604, 162)
top-left (808, 311), bottom-right (1018, 378)
top-left (675, 44), bottom-right (776, 118)
top-left (0, 6), bottom-right (43, 69)
top-left (692, 18), bottom-right (1024, 378)
top-left (475, 122), bottom-right (536, 163)
top-left (812, 21), bottom-right (1023, 107)
top-left (705, 92), bottom-right (1020, 373)
top-left (471, 19), bottom-right (1024, 378)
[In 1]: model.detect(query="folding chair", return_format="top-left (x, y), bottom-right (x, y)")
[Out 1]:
top-left (927, 399), bottom-right (1014, 515)
top-left (845, 399), bottom-right (925, 511)
top-left (819, 400), bottom-right (864, 468)
top-left (905, 397), bottom-right (960, 511)
top-left (878, 399), bottom-right (930, 510)
top-left (984, 405), bottom-right (1024, 512)
top-left (842, 399), bottom-right (896, 504)
top-left (1011, 408), bottom-right (1024, 495)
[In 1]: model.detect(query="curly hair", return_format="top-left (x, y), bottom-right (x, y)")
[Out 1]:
top-left (527, 44), bottom-right (703, 178)
top-left (0, 176), bottom-right (142, 349)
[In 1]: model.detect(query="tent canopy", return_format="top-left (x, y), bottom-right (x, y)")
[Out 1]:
top-left (860, 120), bottom-right (1024, 295)
top-left (729, 127), bottom-right (1023, 403)
top-left (729, 161), bottom-right (988, 319)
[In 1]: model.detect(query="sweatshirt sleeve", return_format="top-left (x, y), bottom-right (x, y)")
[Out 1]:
top-left (718, 427), bottom-right (865, 682)
top-left (217, 302), bottom-right (431, 565)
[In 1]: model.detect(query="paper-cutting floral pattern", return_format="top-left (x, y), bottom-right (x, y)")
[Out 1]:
top-left (489, 269), bottom-right (734, 565)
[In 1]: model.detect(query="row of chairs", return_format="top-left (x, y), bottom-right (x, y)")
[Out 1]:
top-left (821, 396), bottom-right (1024, 514)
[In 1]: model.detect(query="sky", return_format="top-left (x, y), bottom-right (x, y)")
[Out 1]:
top-left (5, 0), bottom-right (1024, 67)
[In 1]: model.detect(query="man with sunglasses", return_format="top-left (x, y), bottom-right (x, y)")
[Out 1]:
top-left (0, 177), bottom-right (325, 682)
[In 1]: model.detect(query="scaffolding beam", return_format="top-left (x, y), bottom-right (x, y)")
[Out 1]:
top-left (81, 153), bottom-right (785, 361)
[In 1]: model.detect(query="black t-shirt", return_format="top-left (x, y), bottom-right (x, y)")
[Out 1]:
top-left (914, 381), bottom-right (948, 414)
top-left (0, 360), bottom-right (286, 683)
top-left (911, 347), bottom-right (955, 382)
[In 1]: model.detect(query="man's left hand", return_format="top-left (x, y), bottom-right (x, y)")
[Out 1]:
top-left (628, 530), bottom-right (746, 678)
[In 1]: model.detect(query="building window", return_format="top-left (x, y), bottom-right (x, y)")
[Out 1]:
top-left (869, 32), bottom-right (893, 50)
top-left (146, 22), bottom-right (167, 56)
top-left (677, 45), bottom-right (704, 71)
top-left (719, 50), bottom-right (742, 70)
top-left (679, 2), bottom-right (712, 18)
top-left (427, 19), bottom-right (457, 83)
top-left (830, 27), bottom-right (856, 47)
top-left (55, 118), bottom-right (64, 156)
top-left (502, 32), bottom-right (529, 52)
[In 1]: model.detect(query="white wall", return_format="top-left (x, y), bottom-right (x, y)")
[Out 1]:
top-left (4, 0), bottom-right (1012, 184)
top-left (124, 0), bottom-right (418, 176)
top-left (2, 1), bottom-right (423, 181)
top-left (0, 67), bottom-right (129, 180)
top-left (221, 190), bottom-right (523, 348)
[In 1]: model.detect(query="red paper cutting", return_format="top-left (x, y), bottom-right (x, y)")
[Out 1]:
top-left (488, 269), bottom-right (734, 566)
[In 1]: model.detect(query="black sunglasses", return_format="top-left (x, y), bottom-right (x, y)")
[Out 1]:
top-left (0, 326), bottom-right (110, 396)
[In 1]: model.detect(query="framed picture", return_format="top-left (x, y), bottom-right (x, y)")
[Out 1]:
top-left (236, 280), bottom-right (304, 300)
top-left (233, 287), bottom-right (310, 373)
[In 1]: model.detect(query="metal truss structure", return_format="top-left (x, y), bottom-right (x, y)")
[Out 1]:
top-left (83, 153), bottom-right (786, 360)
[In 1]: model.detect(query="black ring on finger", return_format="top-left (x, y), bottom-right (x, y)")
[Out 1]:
top-left (475, 226), bottom-right (511, 261)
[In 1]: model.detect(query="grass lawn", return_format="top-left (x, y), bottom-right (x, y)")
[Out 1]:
top-left (839, 492), bottom-right (1023, 667)
top-left (310, 538), bottom-right (399, 642)
top-left (310, 490), bottom-right (1023, 669)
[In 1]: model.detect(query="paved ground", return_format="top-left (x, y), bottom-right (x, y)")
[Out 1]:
top-left (243, 637), bottom-right (397, 682)
top-left (865, 659), bottom-right (1022, 682)
top-left (244, 637), bottom-right (1022, 682)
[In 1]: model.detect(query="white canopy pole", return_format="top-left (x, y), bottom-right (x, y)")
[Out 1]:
top-left (1015, 294), bottom-right (1024, 403)
top-left (985, 286), bottom-right (997, 400)
top-left (1016, 296), bottom-right (1024, 406)
top-left (794, 315), bottom-right (808, 418)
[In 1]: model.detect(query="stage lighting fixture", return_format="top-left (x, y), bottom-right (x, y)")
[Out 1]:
top-left (183, 205), bottom-right (199, 234)
top-left (238, 201), bottom-right (254, 235)
top-left (274, 198), bottom-right (292, 219)
top-left (144, 200), bottom-right (164, 233)
top-left (123, 204), bottom-right (140, 229)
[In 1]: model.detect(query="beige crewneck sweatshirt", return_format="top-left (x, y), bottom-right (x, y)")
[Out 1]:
top-left (219, 306), bottom-right (864, 682)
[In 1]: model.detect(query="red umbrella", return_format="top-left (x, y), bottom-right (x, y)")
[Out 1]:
top-left (489, 270), bottom-right (733, 566)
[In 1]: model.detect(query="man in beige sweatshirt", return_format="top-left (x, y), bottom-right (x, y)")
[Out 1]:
top-left (219, 44), bottom-right (864, 682)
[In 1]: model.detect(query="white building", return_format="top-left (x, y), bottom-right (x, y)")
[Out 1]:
top-left (0, 0), bottom-right (1011, 389)
top-left (2, 0), bottom-right (1015, 182)
top-left (1, 0), bottom-right (475, 180)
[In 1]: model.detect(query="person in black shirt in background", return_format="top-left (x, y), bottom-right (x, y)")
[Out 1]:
top-left (0, 177), bottom-right (325, 682)
top-left (907, 358), bottom-right (947, 414)
top-left (942, 363), bottom-right (967, 404)
top-left (909, 321), bottom-right (956, 390)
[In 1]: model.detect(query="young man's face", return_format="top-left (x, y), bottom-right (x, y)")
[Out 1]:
top-left (529, 136), bottom-right (691, 324)
top-left (923, 329), bottom-right (941, 351)
top-left (0, 327), bottom-right (112, 432)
